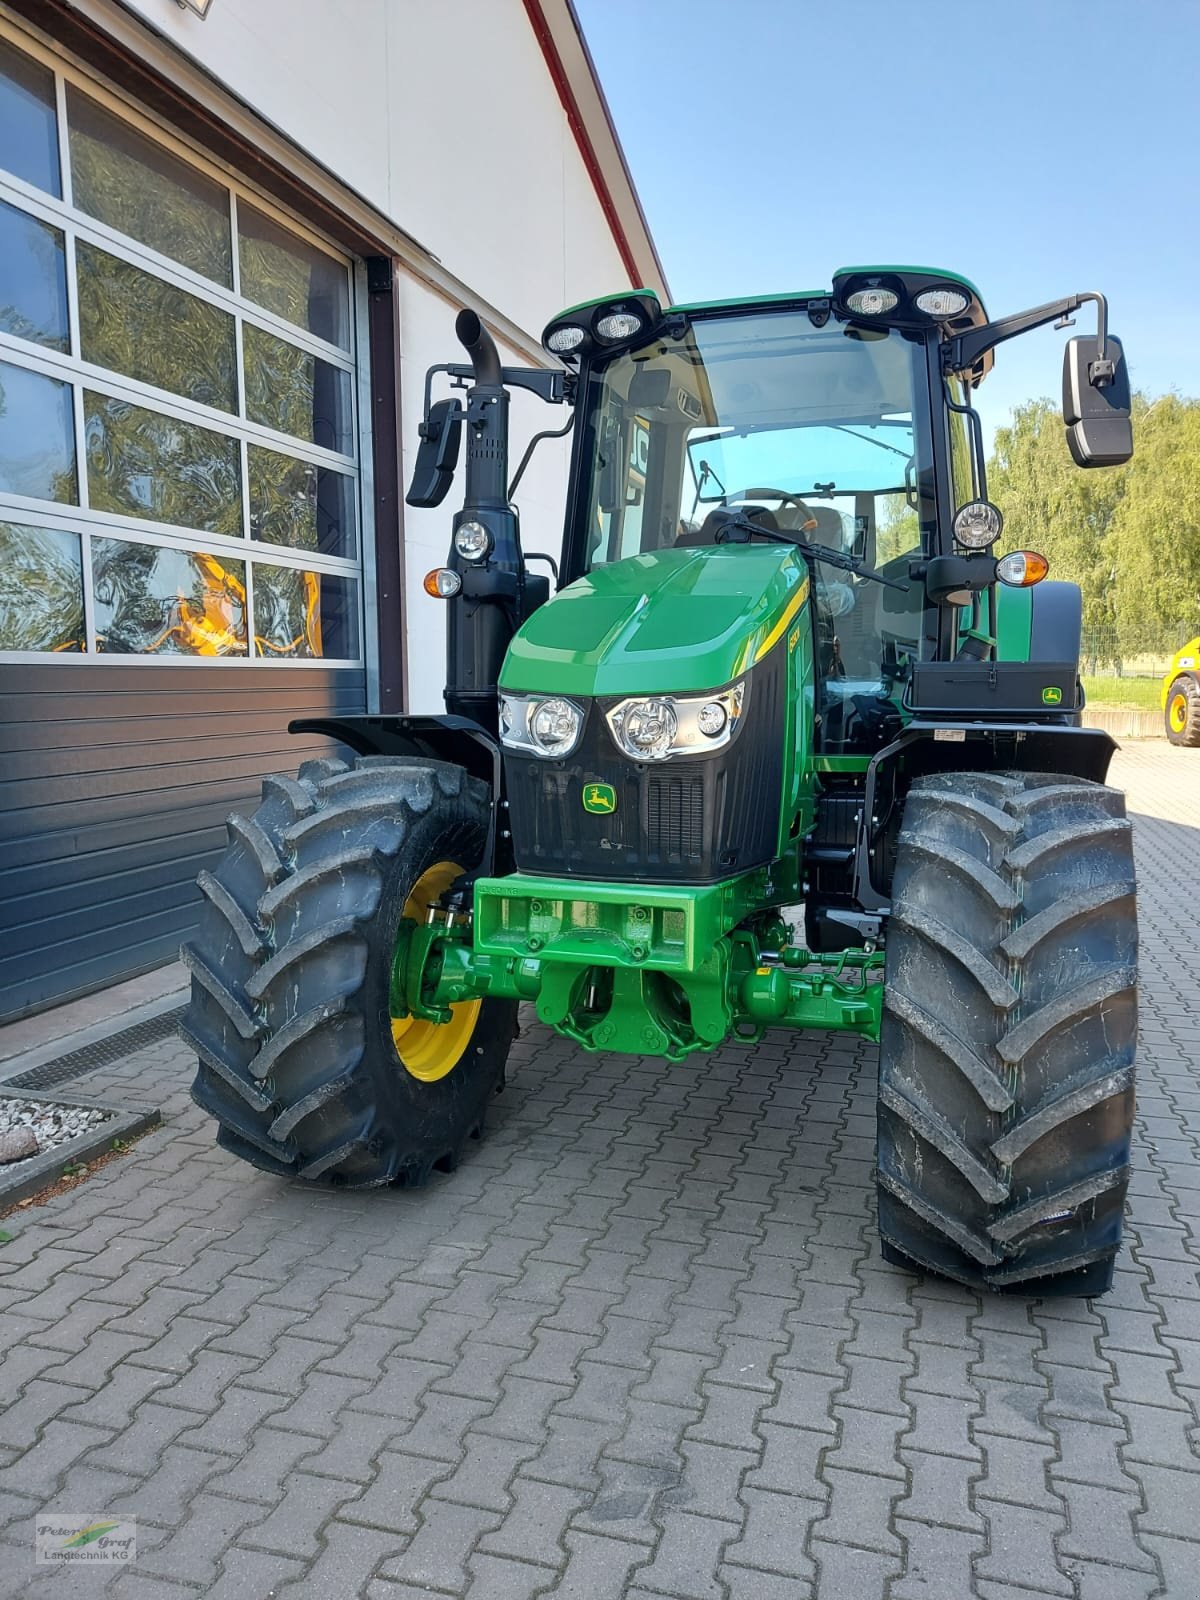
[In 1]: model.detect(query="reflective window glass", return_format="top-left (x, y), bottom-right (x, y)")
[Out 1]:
top-left (0, 522), bottom-right (84, 651)
top-left (0, 199), bottom-right (69, 350)
top-left (92, 536), bottom-right (246, 655)
top-left (0, 359), bottom-right (76, 503)
top-left (0, 37), bottom-right (60, 197)
top-left (77, 241), bottom-right (236, 412)
top-left (239, 202), bottom-right (349, 349)
top-left (247, 444), bottom-right (355, 558)
top-left (253, 563), bottom-right (358, 660)
top-left (243, 322), bottom-right (353, 454)
top-left (67, 88), bottom-right (233, 287)
top-left (84, 393), bottom-right (242, 536)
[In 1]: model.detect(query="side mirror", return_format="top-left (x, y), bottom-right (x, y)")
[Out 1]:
top-left (1062, 334), bottom-right (1132, 467)
top-left (405, 398), bottom-right (462, 508)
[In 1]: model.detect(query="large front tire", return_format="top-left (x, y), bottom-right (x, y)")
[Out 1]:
top-left (877, 772), bottom-right (1137, 1294)
top-left (181, 756), bottom-right (515, 1187)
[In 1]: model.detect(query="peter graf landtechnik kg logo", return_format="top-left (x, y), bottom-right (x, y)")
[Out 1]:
top-left (36, 1514), bottom-right (137, 1564)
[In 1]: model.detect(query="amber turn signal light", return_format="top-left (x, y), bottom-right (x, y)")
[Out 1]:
top-left (424, 567), bottom-right (462, 598)
top-left (995, 550), bottom-right (1049, 587)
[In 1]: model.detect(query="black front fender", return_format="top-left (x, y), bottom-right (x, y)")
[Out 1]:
top-left (288, 713), bottom-right (507, 874)
top-left (860, 720), bottom-right (1118, 898)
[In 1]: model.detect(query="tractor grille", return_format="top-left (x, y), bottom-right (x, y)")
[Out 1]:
top-left (505, 647), bottom-right (787, 884)
top-left (647, 774), bottom-right (706, 861)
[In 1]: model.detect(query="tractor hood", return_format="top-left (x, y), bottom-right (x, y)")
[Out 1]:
top-left (500, 545), bottom-right (810, 698)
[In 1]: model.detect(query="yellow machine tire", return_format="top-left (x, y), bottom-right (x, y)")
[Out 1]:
top-left (182, 756), bottom-right (515, 1187)
top-left (1164, 675), bottom-right (1200, 747)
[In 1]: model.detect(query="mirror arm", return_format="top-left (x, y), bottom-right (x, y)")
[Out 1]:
top-left (943, 292), bottom-right (1111, 383)
top-left (422, 362), bottom-right (569, 417)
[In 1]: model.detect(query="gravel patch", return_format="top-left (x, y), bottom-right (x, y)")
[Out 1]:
top-left (0, 1096), bottom-right (114, 1165)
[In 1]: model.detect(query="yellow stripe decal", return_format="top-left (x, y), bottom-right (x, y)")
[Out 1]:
top-left (754, 578), bottom-right (810, 663)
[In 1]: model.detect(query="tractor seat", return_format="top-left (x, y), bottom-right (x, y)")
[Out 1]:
top-left (806, 505), bottom-right (849, 552)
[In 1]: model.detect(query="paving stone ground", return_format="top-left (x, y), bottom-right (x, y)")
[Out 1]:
top-left (1, 744), bottom-right (1197, 1600)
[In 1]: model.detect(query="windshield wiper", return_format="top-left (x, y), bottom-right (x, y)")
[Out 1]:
top-left (713, 512), bottom-right (909, 592)
top-left (829, 425), bottom-right (912, 460)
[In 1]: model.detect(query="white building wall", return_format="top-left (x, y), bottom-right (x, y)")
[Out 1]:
top-left (113, 0), bottom-right (631, 333)
top-left (111, 0), bottom-right (635, 710)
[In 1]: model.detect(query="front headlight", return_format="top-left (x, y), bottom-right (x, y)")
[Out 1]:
top-left (607, 681), bottom-right (744, 761)
top-left (499, 694), bottom-right (584, 759)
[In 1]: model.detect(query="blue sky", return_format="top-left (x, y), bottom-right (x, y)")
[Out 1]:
top-left (575, 0), bottom-right (1200, 440)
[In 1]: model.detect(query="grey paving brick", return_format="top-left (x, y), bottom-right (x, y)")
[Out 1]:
top-left (1058, 1485), bottom-right (1155, 1573)
top-left (809, 1539), bottom-right (904, 1598)
top-left (240, 1468), bottom-right (363, 1558)
top-left (202, 1545), bottom-right (308, 1600)
top-left (122, 1314), bottom-right (228, 1373)
top-left (389, 1392), bottom-right (494, 1462)
top-left (337, 1451), bottom-right (452, 1534)
top-left (522, 1414), bottom-right (616, 1492)
top-left (466, 1552), bottom-right (558, 1600)
top-left (478, 1475), bottom-right (588, 1567)
top-left (1072, 1565), bottom-right (1161, 1600)
top-left (894, 1445), bottom-right (984, 1533)
top-left (542, 1529), bottom-right (654, 1600)
top-left (205, 1427), bottom-right (320, 1506)
top-left (972, 1379), bottom-right (1053, 1444)
top-left (632, 1507), bottom-right (739, 1599)
top-left (972, 1499), bottom-right (1073, 1597)
top-left (427, 1432), bottom-right (539, 1514)
top-left (1048, 1415), bottom-right (1141, 1490)
top-left (277, 1521), bottom-right (407, 1599)
top-left (1139, 1532), bottom-right (1200, 1600)
top-left (1118, 1400), bottom-right (1200, 1470)
top-left (380, 1496), bottom-right (503, 1591)
top-left (477, 1376), bottom-right (572, 1445)
top-left (724, 1487), bottom-right (824, 1582)
top-left (824, 1403), bottom-right (907, 1480)
top-left (718, 1569), bottom-right (812, 1600)
top-left (133, 1490), bottom-right (264, 1589)
top-left (684, 1382), bottom-right (770, 1453)
top-left (152, 1349), bottom-right (261, 1414)
top-left (812, 1465), bottom-right (903, 1556)
top-left (905, 1338), bottom-right (979, 1400)
top-left (660, 1438), bottom-right (755, 1521)
top-left (835, 1352), bottom-right (912, 1416)
top-left (1132, 1461), bottom-right (1200, 1539)
top-left (892, 1524), bottom-right (989, 1600)
top-left (972, 1432), bottom-right (1062, 1512)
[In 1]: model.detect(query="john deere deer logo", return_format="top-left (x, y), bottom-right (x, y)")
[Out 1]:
top-left (1042, 686), bottom-right (1063, 705)
top-left (582, 783), bottom-right (617, 815)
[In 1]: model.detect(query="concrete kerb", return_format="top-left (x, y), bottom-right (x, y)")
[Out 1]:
top-left (0, 1089), bottom-right (162, 1211)
top-left (0, 986), bottom-right (189, 1088)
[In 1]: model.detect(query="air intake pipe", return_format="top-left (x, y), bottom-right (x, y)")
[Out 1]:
top-left (445, 310), bottom-right (524, 732)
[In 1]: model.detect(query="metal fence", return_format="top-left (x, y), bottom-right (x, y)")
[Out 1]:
top-left (1080, 627), bottom-right (1190, 678)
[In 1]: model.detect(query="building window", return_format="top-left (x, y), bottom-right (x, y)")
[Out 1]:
top-left (0, 23), bottom-right (363, 665)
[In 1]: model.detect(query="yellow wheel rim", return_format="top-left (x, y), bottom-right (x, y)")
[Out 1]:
top-left (391, 860), bottom-right (482, 1083)
top-left (1170, 694), bottom-right (1188, 733)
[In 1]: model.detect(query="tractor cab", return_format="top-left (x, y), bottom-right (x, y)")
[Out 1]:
top-left (559, 295), bottom-right (936, 759)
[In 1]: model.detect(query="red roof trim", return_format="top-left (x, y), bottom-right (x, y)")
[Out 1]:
top-left (520, 0), bottom-right (644, 289)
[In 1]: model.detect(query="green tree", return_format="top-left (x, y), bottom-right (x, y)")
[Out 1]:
top-left (1106, 395), bottom-right (1200, 652)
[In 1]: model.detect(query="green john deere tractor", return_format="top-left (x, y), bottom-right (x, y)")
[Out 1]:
top-left (183, 267), bottom-right (1138, 1295)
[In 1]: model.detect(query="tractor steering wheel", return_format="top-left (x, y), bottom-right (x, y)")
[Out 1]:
top-left (735, 489), bottom-right (819, 536)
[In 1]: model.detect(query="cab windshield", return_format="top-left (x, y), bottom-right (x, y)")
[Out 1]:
top-left (573, 308), bottom-right (937, 751)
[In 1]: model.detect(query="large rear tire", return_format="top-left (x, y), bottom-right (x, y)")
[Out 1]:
top-left (877, 771), bottom-right (1137, 1294)
top-left (181, 755), bottom-right (515, 1187)
top-left (1164, 675), bottom-right (1200, 746)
